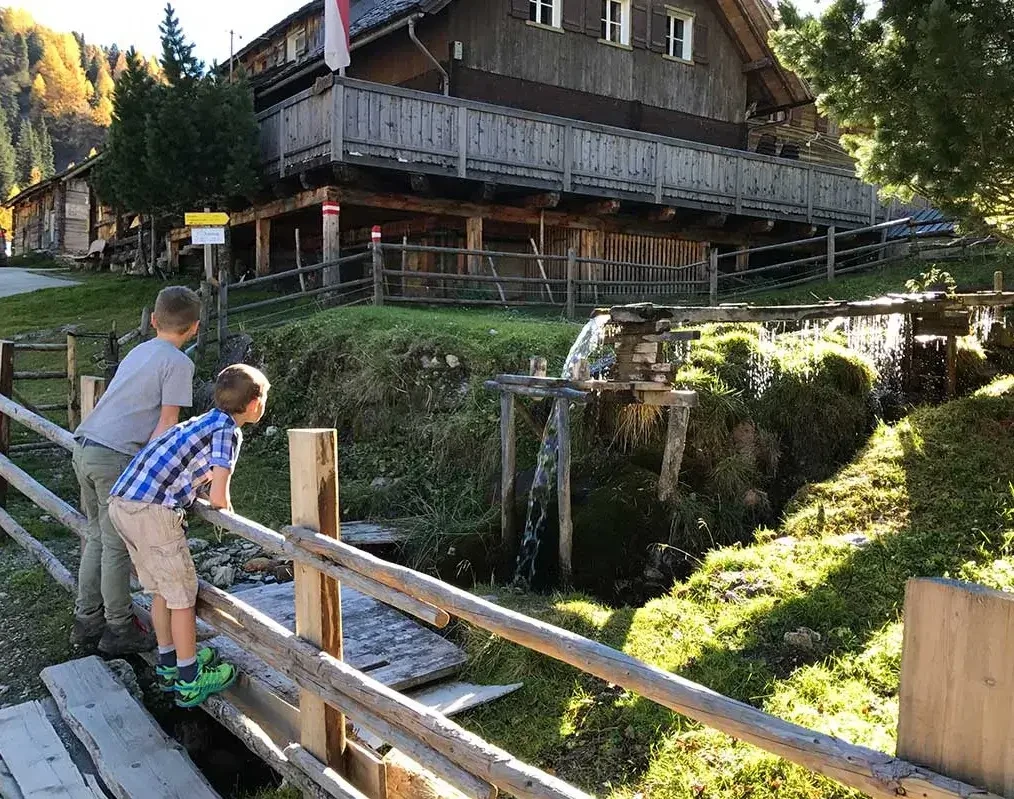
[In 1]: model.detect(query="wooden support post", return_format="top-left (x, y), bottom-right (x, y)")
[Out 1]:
top-left (289, 429), bottom-right (346, 774)
top-left (295, 229), bottom-right (308, 292)
top-left (658, 407), bottom-right (690, 503)
top-left (0, 341), bottom-right (12, 509)
top-left (565, 248), bottom-right (577, 320)
top-left (709, 248), bottom-right (719, 306)
top-left (255, 217), bottom-right (272, 277)
top-left (994, 271), bottom-right (1004, 293)
top-left (555, 399), bottom-right (573, 585)
top-left (898, 578), bottom-right (1014, 796)
top-left (945, 334), bottom-right (958, 399)
top-left (80, 377), bottom-right (106, 423)
top-left (826, 226), bottom-right (836, 282)
top-left (500, 393), bottom-right (517, 568)
top-left (218, 269), bottom-right (230, 354)
top-left (734, 247), bottom-right (749, 273)
top-left (371, 227), bottom-right (384, 307)
top-left (66, 333), bottom-right (79, 431)
top-left (530, 357), bottom-right (548, 378)
top-left (323, 194), bottom-right (342, 287)
top-left (168, 238), bottom-right (180, 273)
top-left (466, 217), bottom-right (483, 276)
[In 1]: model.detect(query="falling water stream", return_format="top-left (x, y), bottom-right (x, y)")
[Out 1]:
top-left (513, 315), bottom-right (609, 587)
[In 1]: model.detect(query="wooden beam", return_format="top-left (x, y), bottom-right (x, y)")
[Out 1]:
top-left (255, 217), bottom-right (272, 277)
top-left (523, 192), bottom-right (560, 209)
top-left (290, 429), bottom-right (346, 775)
top-left (231, 187), bottom-right (331, 226)
top-left (745, 219), bottom-right (776, 234)
top-left (742, 56), bottom-right (773, 72)
top-left (699, 212), bottom-right (728, 228)
top-left (466, 217), bottom-right (483, 275)
top-left (649, 207), bottom-right (678, 222)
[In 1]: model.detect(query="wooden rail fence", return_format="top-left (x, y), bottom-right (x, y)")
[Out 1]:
top-left (0, 384), bottom-right (1006, 799)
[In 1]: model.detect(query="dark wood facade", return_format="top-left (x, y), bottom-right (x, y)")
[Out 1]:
top-left (9, 161), bottom-right (96, 257)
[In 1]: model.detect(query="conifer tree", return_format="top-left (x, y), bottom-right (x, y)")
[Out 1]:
top-left (34, 116), bottom-right (54, 179)
top-left (0, 107), bottom-right (17, 198)
top-left (13, 115), bottom-right (37, 185)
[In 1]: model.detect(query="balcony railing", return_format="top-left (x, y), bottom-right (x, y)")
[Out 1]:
top-left (257, 77), bottom-right (899, 228)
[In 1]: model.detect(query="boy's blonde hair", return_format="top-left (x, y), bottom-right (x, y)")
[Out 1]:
top-left (215, 364), bottom-right (270, 415)
top-left (154, 287), bottom-right (202, 334)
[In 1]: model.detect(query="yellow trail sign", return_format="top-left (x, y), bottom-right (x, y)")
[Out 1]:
top-left (185, 212), bottom-right (231, 227)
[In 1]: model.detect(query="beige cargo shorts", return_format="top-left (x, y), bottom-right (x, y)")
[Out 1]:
top-left (108, 497), bottom-right (198, 609)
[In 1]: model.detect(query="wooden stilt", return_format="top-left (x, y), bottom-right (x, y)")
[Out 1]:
top-left (466, 217), bottom-right (483, 276)
top-left (658, 407), bottom-right (690, 503)
top-left (289, 429), bottom-right (346, 774)
top-left (555, 399), bottom-right (573, 585)
top-left (323, 193), bottom-right (342, 287)
top-left (256, 217), bottom-right (272, 277)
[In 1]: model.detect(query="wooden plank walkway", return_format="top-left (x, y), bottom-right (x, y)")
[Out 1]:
top-left (222, 581), bottom-right (467, 694)
top-left (0, 701), bottom-right (100, 799)
top-left (40, 657), bottom-right (220, 799)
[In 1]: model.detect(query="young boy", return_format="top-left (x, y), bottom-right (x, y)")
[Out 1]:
top-left (108, 364), bottom-right (270, 707)
top-left (71, 286), bottom-right (201, 655)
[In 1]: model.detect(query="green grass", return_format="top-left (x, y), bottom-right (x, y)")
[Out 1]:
top-left (457, 376), bottom-right (1014, 798)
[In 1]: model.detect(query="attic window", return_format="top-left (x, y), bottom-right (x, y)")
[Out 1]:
top-left (529, 0), bottom-right (561, 27)
top-left (602, 0), bottom-right (630, 45)
top-left (665, 8), bottom-right (694, 62)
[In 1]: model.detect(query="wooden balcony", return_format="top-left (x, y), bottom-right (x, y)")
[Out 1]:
top-left (258, 77), bottom-right (891, 228)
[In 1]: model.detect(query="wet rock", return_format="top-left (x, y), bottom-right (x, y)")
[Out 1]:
top-left (200, 552), bottom-right (231, 569)
top-left (783, 627), bottom-right (822, 651)
top-left (243, 557), bottom-right (278, 573)
top-left (210, 565), bottom-right (236, 589)
top-left (188, 538), bottom-right (210, 554)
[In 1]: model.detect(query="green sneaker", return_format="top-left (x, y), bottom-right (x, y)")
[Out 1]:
top-left (155, 647), bottom-right (221, 693)
top-left (174, 660), bottom-right (238, 708)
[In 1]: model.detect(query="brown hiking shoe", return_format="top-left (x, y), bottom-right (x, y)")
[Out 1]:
top-left (70, 615), bottom-right (106, 647)
top-left (98, 616), bottom-right (155, 656)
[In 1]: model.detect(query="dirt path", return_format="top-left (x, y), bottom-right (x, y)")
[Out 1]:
top-left (0, 268), bottom-right (78, 299)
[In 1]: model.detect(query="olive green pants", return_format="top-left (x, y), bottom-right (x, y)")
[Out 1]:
top-left (73, 442), bottom-right (134, 627)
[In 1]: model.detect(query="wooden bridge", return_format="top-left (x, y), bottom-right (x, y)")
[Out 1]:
top-left (259, 76), bottom-right (899, 229)
top-left (1, 363), bottom-right (1013, 798)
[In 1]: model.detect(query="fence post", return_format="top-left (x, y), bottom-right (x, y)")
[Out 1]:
top-left (0, 341), bottom-right (12, 509)
top-left (709, 248), bottom-right (719, 306)
top-left (566, 248), bottom-right (577, 320)
top-left (80, 377), bottom-right (106, 423)
top-left (289, 428), bottom-right (345, 774)
top-left (994, 271), bottom-right (1004, 293)
top-left (371, 226), bottom-right (384, 307)
top-left (826, 226), bottom-right (836, 282)
top-left (66, 333), bottom-right (79, 432)
top-left (218, 269), bottom-right (229, 356)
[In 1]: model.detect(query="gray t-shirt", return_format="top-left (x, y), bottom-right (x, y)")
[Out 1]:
top-left (75, 337), bottom-right (195, 456)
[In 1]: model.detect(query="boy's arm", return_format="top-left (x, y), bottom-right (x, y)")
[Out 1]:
top-left (149, 405), bottom-right (182, 442)
top-left (207, 467), bottom-right (233, 513)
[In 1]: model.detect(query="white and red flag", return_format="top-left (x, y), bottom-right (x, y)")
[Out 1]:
top-left (324, 0), bottom-right (352, 71)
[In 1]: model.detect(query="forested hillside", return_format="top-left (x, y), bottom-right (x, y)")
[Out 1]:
top-left (0, 6), bottom-right (157, 202)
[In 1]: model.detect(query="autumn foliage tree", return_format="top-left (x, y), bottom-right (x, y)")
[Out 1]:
top-left (772, 0), bottom-right (1014, 240)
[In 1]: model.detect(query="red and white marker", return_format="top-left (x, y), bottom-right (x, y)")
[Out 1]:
top-left (322, 202), bottom-right (340, 217)
top-left (371, 225), bottom-right (382, 242)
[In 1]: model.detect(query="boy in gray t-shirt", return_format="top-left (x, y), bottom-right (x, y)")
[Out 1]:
top-left (71, 286), bottom-right (201, 654)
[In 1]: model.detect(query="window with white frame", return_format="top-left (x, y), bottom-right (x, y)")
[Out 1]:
top-left (602, 0), bottom-right (630, 44)
top-left (529, 0), bottom-right (561, 27)
top-left (666, 9), bottom-right (694, 61)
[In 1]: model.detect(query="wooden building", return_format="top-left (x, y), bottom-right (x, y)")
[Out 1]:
top-left (8, 157), bottom-right (103, 258)
top-left (201, 0), bottom-right (891, 283)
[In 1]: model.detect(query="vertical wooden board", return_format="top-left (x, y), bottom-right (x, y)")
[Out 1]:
top-left (897, 578), bottom-right (1014, 795)
top-left (0, 701), bottom-right (96, 799)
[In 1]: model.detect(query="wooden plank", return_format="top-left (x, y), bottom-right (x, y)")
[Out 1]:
top-left (341, 521), bottom-right (408, 547)
top-left (290, 429), bottom-right (346, 772)
top-left (898, 578), bottom-right (1014, 796)
top-left (0, 701), bottom-right (96, 799)
top-left (40, 657), bottom-right (220, 799)
top-left (407, 682), bottom-right (524, 718)
top-left (79, 377), bottom-right (106, 423)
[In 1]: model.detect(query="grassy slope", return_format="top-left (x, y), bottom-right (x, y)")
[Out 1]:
top-left (459, 378), bottom-right (1014, 798)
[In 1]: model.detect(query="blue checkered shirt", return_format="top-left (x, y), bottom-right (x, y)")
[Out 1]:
top-left (110, 408), bottom-right (242, 509)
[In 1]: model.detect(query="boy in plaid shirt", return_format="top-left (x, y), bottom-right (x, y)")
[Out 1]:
top-left (109, 364), bottom-right (270, 707)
